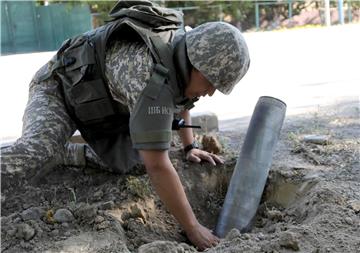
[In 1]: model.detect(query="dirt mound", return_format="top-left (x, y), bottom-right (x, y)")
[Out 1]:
top-left (1, 100), bottom-right (359, 252)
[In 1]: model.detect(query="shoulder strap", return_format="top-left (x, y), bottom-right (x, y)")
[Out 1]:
top-left (149, 35), bottom-right (194, 107)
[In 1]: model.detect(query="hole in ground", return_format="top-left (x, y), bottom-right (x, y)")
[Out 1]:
top-left (107, 160), bottom-right (318, 251)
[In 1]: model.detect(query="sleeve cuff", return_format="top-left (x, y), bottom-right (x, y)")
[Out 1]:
top-left (133, 142), bottom-right (170, 150)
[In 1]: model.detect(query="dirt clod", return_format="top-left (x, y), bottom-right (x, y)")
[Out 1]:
top-left (348, 200), bottom-right (360, 213)
top-left (74, 203), bottom-right (97, 220)
top-left (201, 134), bottom-right (223, 154)
top-left (15, 223), bottom-right (35, 241)
top-left (53, 208), bottom-right (74, 223)
top-left (20, 207), bottom-right (45, 221)
top-left (279, 231), bottom-right (300, 251)
top-left (265, 208), bottom-right (284, 221)
top-left (97, 200), bottom-right (115, 210)
top-left (302, 135), bottom-right (331, 145)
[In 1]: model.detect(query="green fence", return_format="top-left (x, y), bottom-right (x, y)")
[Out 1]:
top-left (1, 1), bottom-right (92, 55)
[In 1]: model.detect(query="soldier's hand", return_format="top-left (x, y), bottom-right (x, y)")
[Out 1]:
top-left (186, 148), bottom-right (224, 165)
top-left (185, 223), bottom-right (220, 251)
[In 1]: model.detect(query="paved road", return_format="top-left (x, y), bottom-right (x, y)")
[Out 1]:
top-left (193, 24), bottom-right (360, 118)
top-left (1, 24), bottom-right (359, 142)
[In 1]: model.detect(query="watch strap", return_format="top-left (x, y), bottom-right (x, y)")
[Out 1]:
top-left (184, 141), bottom-right (199, 154)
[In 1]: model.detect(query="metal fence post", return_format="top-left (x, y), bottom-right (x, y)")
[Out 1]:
top-left (31, 2), bottom-right (41, 51)
top-left (255, 2), bottom-right (259, 30)
top-left (325, 0), bottom-right (331, 26)
top-left (3, 1), bottom-right (16, 53)
top-left (288, 0), bottom-right (293, 20)
top-left (347, 0), bottom-right (352, 22)
top-left (338, 0), bottom-right (344, 24)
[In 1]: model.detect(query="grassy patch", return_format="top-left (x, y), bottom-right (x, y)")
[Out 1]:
top-left (125, 176), bottom-right (151, 200)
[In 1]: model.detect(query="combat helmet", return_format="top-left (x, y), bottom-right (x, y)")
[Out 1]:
top-left (185, 22), bottom-right (250, 95)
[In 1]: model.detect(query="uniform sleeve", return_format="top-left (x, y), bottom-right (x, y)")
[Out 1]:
top-left (129, 82), bottom-right (174, 150)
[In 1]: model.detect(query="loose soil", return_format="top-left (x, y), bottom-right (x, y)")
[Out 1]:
top-left (1, 99), bottom-right (359, 253)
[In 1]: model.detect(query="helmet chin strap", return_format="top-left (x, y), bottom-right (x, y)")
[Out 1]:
top-left (172, 34), bottom-right (192, 94)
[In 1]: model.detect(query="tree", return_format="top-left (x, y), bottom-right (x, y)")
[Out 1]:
top-left (163, 1), bottom-right (256, 31)
top-left (36, 1), bottom-right (117, 27)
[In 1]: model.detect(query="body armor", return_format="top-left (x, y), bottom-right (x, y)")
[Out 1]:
top-left (38, 1), bottom-right (193, 172)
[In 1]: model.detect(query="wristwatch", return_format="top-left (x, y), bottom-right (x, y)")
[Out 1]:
top-left (184, 141), bottom-right (199, 155)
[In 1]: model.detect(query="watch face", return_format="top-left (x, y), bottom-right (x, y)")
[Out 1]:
top-left (193, 141), bottom-right (199, 149)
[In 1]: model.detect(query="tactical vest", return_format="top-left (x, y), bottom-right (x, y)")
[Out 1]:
top-left (38, 1), bottom-right (194, 173)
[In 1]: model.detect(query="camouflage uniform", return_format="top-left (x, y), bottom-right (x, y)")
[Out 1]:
top-left (106, 39), bottom-right (153, 113)
top-left (1, 39), bottom-right (152, 176)
top-left (1, 21), bottom-right (251, 177)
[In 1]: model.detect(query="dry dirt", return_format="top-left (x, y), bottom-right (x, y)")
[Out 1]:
top-left (1, 99), bottom-right (359, 253)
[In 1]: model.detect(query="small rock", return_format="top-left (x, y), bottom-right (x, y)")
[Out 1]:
top-left (258, 232), bottom-right (265, 240)
top-left (138, 241), bottom-right (196, 253)
top-left (93, 190), bottom-right (104, 201)
top-left (94, 215), bottom-right (105, 224)
top-left (36, 228), bottom-right (43, 237)
top-left (54, 209), bottom-right (74, 223)
top-left (121, 211), bottom-right (132, 221)
top-left (225, 228), bottom-right (241, 241)
top-left (7, 226), bottom-right (17, 237)
top-left (136, 217), bottom-right (145, 224)
top-left (95, 220), bottom-right (110, 230)
top-left (43, 226), bottom-right (51, 232)
top-left (22, 203), bottom-right (32, 210)
top-left (1, 216), bottom-right (11, 226)
top-left (74, 203), bottom-right (97, 220)
top-left (242, 233), bottom-right (251, 240)
top-left (13, 217), bottom-right (22, 223)
top-left (302, 135), bottom-right (330, 145)
top-left (109, 187), bottom-right (119, 194)
top-left (348, 200), bottom-right (360, 213)
top-left (121, 204), bottom-right (146, 222)
top-left (20, 241), bottom-right (31, 250)
top-left (266, 209), bottom-right (284, 221)
top-left (62, 222), bottom-right (69, 228)
top-left (130, 204), bottom-right (147, 221)
top-left (97, 201), bottom-right (115, 210)
top-left (64, 231), bottom-right (71, 237)
top-left (279, 231), bottom-right (300, 251)
top-left (51, 229), bottom-right (59, 236)
top-left (344, 217), bottom-right (353, 225)
top-left (201, 134), bottom-right (223, 154)
top-left (15, 223), bottom-right (35, 241)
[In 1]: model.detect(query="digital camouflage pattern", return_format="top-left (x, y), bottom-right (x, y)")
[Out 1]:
top-left (105, 39), bottom-right (154, 113)
top-left (1, 39), bottom-right (155, 177)
top-left (1, 21), bottom-right (248, 177)
top-left (186, 22), bottom-right (250, 95)
top-left (1, 61), bottom-right (74, 176)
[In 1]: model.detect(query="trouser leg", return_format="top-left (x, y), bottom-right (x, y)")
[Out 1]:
top-left (0, 64), bottom-right (76, 177)
top-left (62, 142), bottom-right (109, 171)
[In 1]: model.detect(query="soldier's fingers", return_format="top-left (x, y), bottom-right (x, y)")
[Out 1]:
top-left (199, 153), bottom-right (216, 165)
top-left (212, 154), bottom-right (224, 164)
top-left (188, 154), bottom-right (201, 163)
